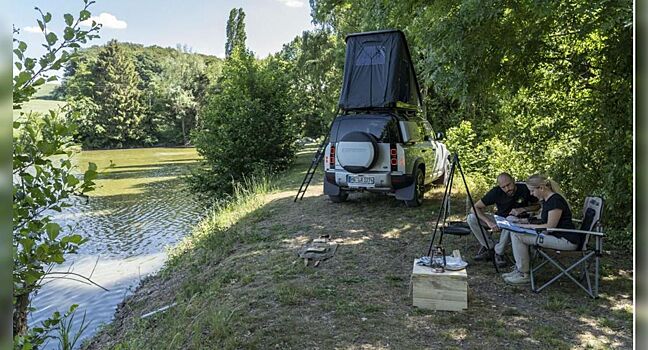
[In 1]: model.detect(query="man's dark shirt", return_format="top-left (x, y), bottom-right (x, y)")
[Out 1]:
top-left (481, 183), bottom-right (538, 217)
top-left (541, 193), bottom-right (579, 245)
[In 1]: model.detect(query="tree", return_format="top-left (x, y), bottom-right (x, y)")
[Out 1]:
top-left (149, 47), bottom-right (209, 145)
top-left (60, 42), bottom-right (221, 147)
top-left (308, 0), bottom-right (633, 245)
top-left (279, 29), bottom-right (344, 138)
top-left (225, 8), bottom-right (247, 58)
top-left (12, 1), bottom-right (101, 346)
top-left (75, 40), bottom-right (146, 148)
top-left (193, 10), bottom-right (297, 197)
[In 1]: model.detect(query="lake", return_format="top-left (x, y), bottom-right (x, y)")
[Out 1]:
top-left (28, 147), bottom-right (205, 349)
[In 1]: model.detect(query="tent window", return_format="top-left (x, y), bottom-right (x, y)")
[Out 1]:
top-left (356, 45), bottom-right (386, 66)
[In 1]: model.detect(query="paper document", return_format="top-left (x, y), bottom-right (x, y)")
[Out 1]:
top-left (494, 215), bottom-right (538, 235)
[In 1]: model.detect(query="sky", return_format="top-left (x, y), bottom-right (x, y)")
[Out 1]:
top-left (12, 0), bottom-right (317, 60)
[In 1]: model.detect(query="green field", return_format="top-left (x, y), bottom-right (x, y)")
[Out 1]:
top-left (13, 83), bottom-right (65, 119)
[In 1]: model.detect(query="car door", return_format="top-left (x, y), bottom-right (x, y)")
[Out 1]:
top-left (420, 121), bottom-right (441, 181)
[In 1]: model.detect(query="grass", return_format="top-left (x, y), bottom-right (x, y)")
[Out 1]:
top-left (83, 144), bottom-right (634, 350)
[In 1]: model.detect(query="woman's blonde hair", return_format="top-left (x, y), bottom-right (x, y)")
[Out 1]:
top-left (527, 174), bottom-right (570, 208)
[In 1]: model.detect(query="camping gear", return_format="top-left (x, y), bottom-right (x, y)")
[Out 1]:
top-left (530, 196), bottom-right (605, 298)
top-left (338, 30), bottom-right (423, 111)
top-left (412, 258), bottom-right (468, 311)
top-left (426, 153), bottom-right (500, 272)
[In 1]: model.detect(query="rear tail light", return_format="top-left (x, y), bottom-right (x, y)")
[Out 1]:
top-left (390, 144), bottom-right (397, 171)
top-left (329, 144), bottom-right (336, 168)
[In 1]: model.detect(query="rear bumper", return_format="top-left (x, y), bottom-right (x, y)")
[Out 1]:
top-left (323, 171), bottom-right (414, 193)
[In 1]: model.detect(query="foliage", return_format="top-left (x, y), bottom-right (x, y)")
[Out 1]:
top-left (12, 0), bottom-right (100, 342)
top-left (14, 304), bottom-right (88, 350)
top-left (278, 29), bottom-right (344, 138)
top-left (148, 46), bottom-right (209, 145)
top-left (60, 42), bottom-right (221, 148)
top-left (308, 0), bottom-right (633, 246)
top-left (192, 9), bottom-right (297, 198)
top-left (68, 40), bottom-right (146, 148)
top-left (225, 8), bottom-right (247, 58)
top-left (12, 1), bottom-right (100, 107)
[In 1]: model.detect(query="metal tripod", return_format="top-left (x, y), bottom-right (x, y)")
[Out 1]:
top-left (426, 152), bottom-right (500, 273)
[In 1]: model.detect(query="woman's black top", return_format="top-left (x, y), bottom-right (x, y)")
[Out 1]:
top-left (541, 193), bottom-right (579, 245)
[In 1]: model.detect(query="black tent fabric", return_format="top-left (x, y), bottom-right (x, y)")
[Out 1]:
top-left (338, 30), bottom-right (422, 111)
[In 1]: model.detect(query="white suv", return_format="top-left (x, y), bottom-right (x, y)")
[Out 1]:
top-left (323, 112), bottom-right (450, 207)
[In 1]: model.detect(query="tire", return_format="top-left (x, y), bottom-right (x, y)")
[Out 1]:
top-left (337, 131), bottom-right (379, 173)
top-left (405, 168), bottom-right (425, 207)
top-left (329, 191), bottom-right (349, 203)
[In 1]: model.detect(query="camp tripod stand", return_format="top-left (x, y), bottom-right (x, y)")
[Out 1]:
top-left (426, 152), bottom-right (500, 273)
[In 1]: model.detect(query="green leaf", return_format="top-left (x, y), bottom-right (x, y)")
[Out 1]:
top-left (64, 27), bottom-right (75, 41)
top-left (14, 62), bottom-right (23, 70)
top-left (45, 222), bottom-right (61, 240)
top-left (24, 58), bottom-right (35, 70)
top-left (37, 19), bottom-right (44, 32)
top-left (79, 10), bottom-right (91, 21)
top-left (13, 49), bottom-right (23, 60)
top-left (64, 13), bottom-right (74, 26)
top-left (46, 32), bottom-right (58, 46)
top-left (44, 12), bottom-right (52, 23)
top-left (66, 174), bottom-right (80, 186)
top-left (18, 41), bottom-right (27, 51)
top-left (15, 71), bottom-right (31, 86)
top-left (21, 238), bottom-right (34, 253)
top-left (88, 162), bottom-right (97, 172)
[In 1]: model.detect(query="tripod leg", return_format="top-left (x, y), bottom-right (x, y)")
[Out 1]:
top-left (438, 163), bottom-right (455, 246)
top-left (453, 153), bottom-right (500, 273)
top-left (426, 157), bottom-right (455, 256)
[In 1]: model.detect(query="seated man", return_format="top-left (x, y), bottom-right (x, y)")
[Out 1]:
top-left (467, 172), bottom-right (539, 267)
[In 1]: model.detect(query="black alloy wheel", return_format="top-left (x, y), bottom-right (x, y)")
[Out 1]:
top-left (405, 168), bottom-right (425, 207)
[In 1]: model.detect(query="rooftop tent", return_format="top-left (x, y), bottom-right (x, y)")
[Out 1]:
top-left (338, 30), bottom-right (423, 111)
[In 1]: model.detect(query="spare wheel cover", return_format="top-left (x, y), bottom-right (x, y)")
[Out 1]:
top-left (337, 131), bottom-right (379, 173)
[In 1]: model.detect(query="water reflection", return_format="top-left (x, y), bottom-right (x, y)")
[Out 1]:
top-left (28, 148), bottom-right (205, 349)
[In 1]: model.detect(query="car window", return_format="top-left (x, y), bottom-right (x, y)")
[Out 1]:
top-left (421, 121), bottom-right (435, 140)
top-left (332, 117), bottom-right (400, 143)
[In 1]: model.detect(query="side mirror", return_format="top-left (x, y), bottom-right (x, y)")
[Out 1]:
top-left (436, 132), bottom-right (445, 140)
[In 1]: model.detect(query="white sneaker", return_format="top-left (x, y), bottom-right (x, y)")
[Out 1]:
top-left (501, 268), bottom-right (519, 278)
top-left (504, 271), bottom-right (530, 285)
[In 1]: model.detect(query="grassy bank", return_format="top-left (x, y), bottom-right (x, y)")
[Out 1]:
top-left (84, 145), bottom-right (633, 349)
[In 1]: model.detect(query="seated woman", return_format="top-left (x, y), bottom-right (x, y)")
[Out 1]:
top-left (502, 174), bottom-right (581, 285)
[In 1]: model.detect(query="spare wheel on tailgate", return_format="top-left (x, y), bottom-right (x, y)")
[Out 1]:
top-left (336, 131), bottom-right (379, 173)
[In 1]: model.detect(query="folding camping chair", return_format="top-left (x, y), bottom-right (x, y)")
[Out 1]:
top-left (530, 196), bottom-right (605, 298)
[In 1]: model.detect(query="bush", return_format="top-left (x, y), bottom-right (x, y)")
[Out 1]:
top-left (192, 48), bottom-right (297, 198)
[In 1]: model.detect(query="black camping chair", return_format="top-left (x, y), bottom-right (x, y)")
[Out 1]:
top-left (530, 196), bottom-right (605, 298)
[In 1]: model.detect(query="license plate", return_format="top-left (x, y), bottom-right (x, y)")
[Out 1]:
top-left (347, 175), bottom-right (375, 185)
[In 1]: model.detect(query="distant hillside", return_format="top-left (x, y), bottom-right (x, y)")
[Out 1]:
top-left (13, 84), bottom-right (66, 119)
top-left (31, 83), bottom-right (63, 100)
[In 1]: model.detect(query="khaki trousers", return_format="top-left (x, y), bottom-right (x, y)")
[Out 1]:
top-left (466, 213), bottom-right (509, 255)
top-left (509, 230), bottom-right (578, 273)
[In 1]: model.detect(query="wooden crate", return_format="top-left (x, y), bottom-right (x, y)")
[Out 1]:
top-left (411, 259), bottom-right (467, 311)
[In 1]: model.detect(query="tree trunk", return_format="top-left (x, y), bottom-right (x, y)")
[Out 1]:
top-left (181, 116), bottom-right (187, 145)
top-left (13, 292), bottom-right (30, 337)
